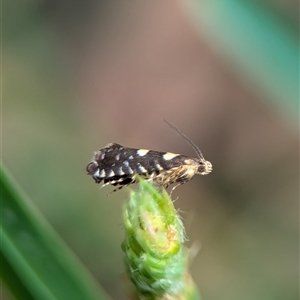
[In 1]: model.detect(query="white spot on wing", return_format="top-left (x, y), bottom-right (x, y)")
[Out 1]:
top-left (118, 168), bottom-right (125, 175)
top-left (163, 152), bottom-right (179, 160)
top-left (107, 170), bottom-right (115, 177)
top-left (128, 155), bottom-right (134, 160)
top-left (155, 163), bottom-right (164, 171)
top-left (115, 154), bottom-right (120, 160)
top-left (137, 149), bottom-right (149, 156)
top-left (99, 169), bottom-right (105, 177)
top-left (137, 163), bottom-right (147, 173)
top-left (122, 161), bottom-right (133, 173)
top-left (100, 153), bottom-right (105, 160)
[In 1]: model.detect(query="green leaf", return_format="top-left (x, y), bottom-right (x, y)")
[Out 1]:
top-left (0, 165), bottom-right (111, 300)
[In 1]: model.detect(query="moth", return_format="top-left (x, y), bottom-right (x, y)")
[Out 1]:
top-left (86, 120), bottom-right (212, 194)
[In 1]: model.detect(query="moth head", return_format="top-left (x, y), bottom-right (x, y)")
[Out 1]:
top-left (197, 159), bottom-right (213, 175)
top-left (164, 119), bottom-right (213, 176)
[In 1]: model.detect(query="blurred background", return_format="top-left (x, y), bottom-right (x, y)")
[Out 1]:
top-left (2, 0), bottom-right (299, 299)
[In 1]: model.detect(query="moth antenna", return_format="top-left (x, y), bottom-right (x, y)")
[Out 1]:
top-left (163, 119), bottom-right (205, 160)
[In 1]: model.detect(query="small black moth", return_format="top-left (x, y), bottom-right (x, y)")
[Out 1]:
top-left (86, 120), bottom-right (212, 194)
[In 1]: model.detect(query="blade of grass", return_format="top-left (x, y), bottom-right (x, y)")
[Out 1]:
top-left (185, 0), bottom-right (298, 121)
top-left (0, 165), bottom-right (111, 300)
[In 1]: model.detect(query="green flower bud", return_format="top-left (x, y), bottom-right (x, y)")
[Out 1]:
top-left (122, 179), bottom-right (201, 300)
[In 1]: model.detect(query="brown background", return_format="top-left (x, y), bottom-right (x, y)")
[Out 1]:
top-left (3, 0), bottom-right (298, 299)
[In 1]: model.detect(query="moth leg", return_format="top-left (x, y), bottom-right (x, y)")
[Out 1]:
top-left (106, 176), bottom-right (136, 196)
top-left (146, 171), bottom-right (169, 192)
top-left (170, 178), bottom-right (188, 196)
top-left (170, 183), bottom-right (182, 196)
top-left (106, 185), bottom-right (126, 196)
